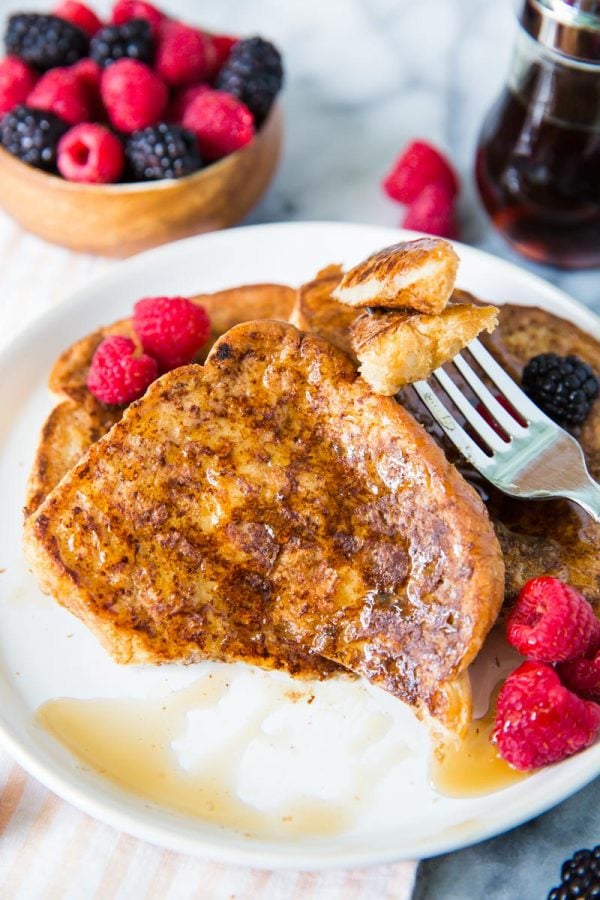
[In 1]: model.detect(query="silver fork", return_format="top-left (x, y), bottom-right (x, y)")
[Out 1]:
top-left (412, 338), bottom-right (600, 523)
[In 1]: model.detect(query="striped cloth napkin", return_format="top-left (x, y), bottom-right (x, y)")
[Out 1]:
top-left (0, 227), bottom-right (417, 898)
top-left (0, 751), bottom-right (417, 899)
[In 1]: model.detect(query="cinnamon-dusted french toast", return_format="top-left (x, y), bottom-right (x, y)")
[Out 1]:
top-left (24, 321), bottom-right (504, 737)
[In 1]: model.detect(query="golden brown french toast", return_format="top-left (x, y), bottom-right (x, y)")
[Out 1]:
top-left (24, 321), bottom-right (504, 736)
top-left (25, 283), bottom-right (296, 516)
top-left (332, 238), bottom-right (458, 313)
top-left (350, 302), bottom-right (498, 395)
top-left (290, 273), bottom-right (600, 609)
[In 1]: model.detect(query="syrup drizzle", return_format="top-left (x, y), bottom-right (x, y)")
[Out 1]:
top-left (431, 690), bottom-right (529, 798)
top-left (37, 673), bottom-right (355, 838)
top-left (37, 670), bottom-right (404, 839)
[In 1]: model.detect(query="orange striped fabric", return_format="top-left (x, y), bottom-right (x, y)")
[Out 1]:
top-left (0, 752), bottom-right (417, 900)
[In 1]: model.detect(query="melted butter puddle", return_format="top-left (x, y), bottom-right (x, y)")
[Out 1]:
top-left (37, 673), bottom-right (354, 839)
top-left (431, 697), bottom-right (529, 798)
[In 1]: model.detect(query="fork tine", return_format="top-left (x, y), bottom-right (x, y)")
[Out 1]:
top-left (431, 367), bottom-right (509, 453)
top-left (452, 353), bottom-right (527, 434)
top-left (467, 339), bottom-right (547, 421)
top-left (412, 380), bottom-right (492, 470)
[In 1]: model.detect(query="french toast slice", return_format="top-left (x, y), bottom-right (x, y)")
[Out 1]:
top-left (24, 321), bottom-right (504, 736)
top-left (350, 302), bottom-right (499, 395)
top-left (291, 273), bottom-right (600, 609)
top-left (332, 238), bottom-right (459, 313)
top-left (290, 265), bottom-right (358, 360)
top-left (25, 283), bottom-right (296, 516)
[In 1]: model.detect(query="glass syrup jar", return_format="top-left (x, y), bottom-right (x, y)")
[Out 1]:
top-left (475, 0), bottom-right (600, 268)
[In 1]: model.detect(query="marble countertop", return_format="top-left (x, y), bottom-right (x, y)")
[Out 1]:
top-left (0, 1), bottom-right (597, 897)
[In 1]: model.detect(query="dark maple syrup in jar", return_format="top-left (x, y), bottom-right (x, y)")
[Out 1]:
top-left (476, 1), bottom-right (600, 268)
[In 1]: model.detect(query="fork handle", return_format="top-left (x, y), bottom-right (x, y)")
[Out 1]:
top-left (563, 478), bottom-right (600, 524)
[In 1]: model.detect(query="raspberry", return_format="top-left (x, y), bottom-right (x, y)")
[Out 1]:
top-left (110, 0), bottom-right (165, 36)
top-left (493, 661), bottom-right (600, 770)
top-left (28, 66), bottom-right (94, 126)
top-left (58, 123), bottom-right (124, 183)
top-left (216, 36), bottom-right (283, 125)
top-left (71, 57), bottom-right (102, 90)
top-left (507, 576), bottom-right (600, 663)
top-left (125, 123), bottom-right (201, 180)
top-left (132, 296), bottom-right (211, 371)
top-left (0, 56), bottom-right (37, 117)
top-left (4, 13), bottom-right (88, 71)
top-left (54, 1), bottom-right (103, 37)
top-left (559, 651), bottom-right (600, 702)
top-left (87, 335), bottom-right (157, 405)
top-left (402, 183), bottom-right (458, 239)
top-left (182, 89), bottom-right (254, 161)
top-left (208, 34), bottom-right (238, 79)
top-left (383, 140), bottom-right (459, 204)
top-left (0, 105), bottom-right (69, 171)
top-left (155, 21), bottom-right (215, 87)
top-left (90, 18), bottom-right (154, 68)
top-left (522, 353), bottom-right (599, 428)
top-left (166, 83), bottom-right (209, 123)
top-left (101, 59), bottom-right (167, 133)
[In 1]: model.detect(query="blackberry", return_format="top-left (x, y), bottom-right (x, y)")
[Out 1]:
top-left (522, 353), bottom-right (599, 427)
top-left (125, 123), bottom-right (202, 181)
top-left (90, 18), bottom-right (154, 68)
top-left (547, 845), bottom-right (600, 899)
top-left (0, 105), bottom-right (69, 172)
top-left (4, 14), bottom-right (88, 71)
top-left (216, 36), bottom-right (283, 125)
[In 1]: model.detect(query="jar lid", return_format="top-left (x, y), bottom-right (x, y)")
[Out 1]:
top-left (520, 0), bottom-right (600, 62)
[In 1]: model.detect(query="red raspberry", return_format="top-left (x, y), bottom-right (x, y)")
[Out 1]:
top-left (559, 651), bottom-right (600, 702)
top-left (506, 576), bottom-right (600, 663)
top-left (71, 58), bottom-right (102, 92)
top-left (101, 60), bottom-right (167, 133)
top-left (383, 139), bottom-right (459, 204)
top-left (58, 123), bottom-right (124, 184)
top-left (28, 66), bottom-right (93, 126)
top-left (54, 1), bottom-right (103, 37)
top-left (70, 58), bottom-right (103, 118)
top-left (182, 89), bottom-right (254, 161)
top-left (0, 56), bottom-right (37, 117)
top-left (167, 83), bottom-right (210, 124)
top-left (133, 297), bottom-right (211, 371)
top-left (110, 0), bottom-right (165, 36)
top-left (87, 336), bottom-right (157, 405)
top-left (493, 661), bottom-right (600, 770)
top-left (207, 34), bottom-right (238, 79)
top-left (402, 183), bottom-right (458, 239)
top-left (155, 21), bottom-right (215, 87)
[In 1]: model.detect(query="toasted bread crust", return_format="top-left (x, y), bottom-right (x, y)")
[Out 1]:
top-left (25, 321), bottom-right (504, 733)
top-left (49, 284), bottom-right (297, 401)
top-left (350, 302), bottom-right (499, 394)
top-left (26, 284), bottom-right (297, 515)
top-left (332, 238), bottom-right (459, 313)
top-left (291, 269), bottom-right (357, 359)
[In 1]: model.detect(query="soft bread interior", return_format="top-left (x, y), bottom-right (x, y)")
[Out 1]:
top-left (351, 302), bottom-right (499, 395)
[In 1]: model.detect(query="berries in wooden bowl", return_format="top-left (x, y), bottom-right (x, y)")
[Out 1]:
top-left (0, 1), bottom-right (284, 255)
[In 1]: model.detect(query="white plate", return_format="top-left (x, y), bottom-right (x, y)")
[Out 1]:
top-left (1, 222), bottom-right (599, 871)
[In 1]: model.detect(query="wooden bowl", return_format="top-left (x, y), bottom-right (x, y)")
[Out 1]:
top-left (0, 104), bottom-right (282, 257)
